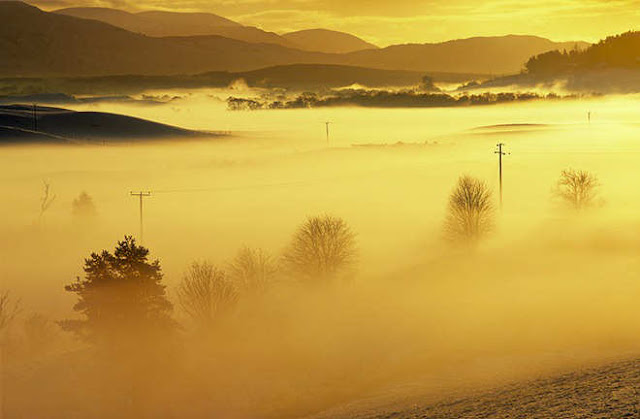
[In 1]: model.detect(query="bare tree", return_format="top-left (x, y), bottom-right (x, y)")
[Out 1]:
top-left (228, 247), bottom-right (278, 294)
top-left (176, 262), bottom-right (238, 328)
top-left (444, 176), bottom-right (494, 243)
top-left (39, 180), bottom-right (56, 221)
top-left (283, 215), bottom-right (357, 282)
top-left (0, 290), bottom-right (20, 333)
top-left (554, 169), bottom-right (600, 210)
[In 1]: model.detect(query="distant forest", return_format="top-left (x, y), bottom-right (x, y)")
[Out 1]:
top-left (525, 31), bottom-right (640, 75)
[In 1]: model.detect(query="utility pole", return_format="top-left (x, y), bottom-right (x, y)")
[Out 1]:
top-left (130, 191), bottom-right (151, 242)
top-left (495, 143), bottom-right (509, 210)
top-left (324, 121), bottom-right (331, 145)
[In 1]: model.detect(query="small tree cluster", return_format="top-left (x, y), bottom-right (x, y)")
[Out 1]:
top-left (176, 247), bottom-right (278, 329)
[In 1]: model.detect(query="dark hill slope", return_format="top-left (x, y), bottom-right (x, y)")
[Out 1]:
top-left (0, 105), bottom-right (203, 142)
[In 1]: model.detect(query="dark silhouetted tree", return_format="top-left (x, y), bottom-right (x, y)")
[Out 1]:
top-left (283, 215), bottom-right (357, 282)
top-left (60, 236), bottom-right (173, 343)
top-left (228, 247), bottom-right (278, 294)
top-left (176, 262), bottom-right (238, 328)
top-left (444, 176), bottom-right (494, 243)
top-left (554, 169), bottom-right (600, 210)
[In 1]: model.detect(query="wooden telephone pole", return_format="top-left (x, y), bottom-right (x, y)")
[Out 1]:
top-left (130, 191), bottom-right (151, 241)
top-left (495, 143), bottom-right (508, 210)
top-left (324, 122), bottom-right (332, 145)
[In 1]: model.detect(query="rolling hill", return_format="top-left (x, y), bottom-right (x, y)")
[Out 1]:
top-left (282, 29), bottom-right (378, 53)
top-left (0, 104), bottom-right (205, 143)
top-left (54, 7), bottom-right (296, 48)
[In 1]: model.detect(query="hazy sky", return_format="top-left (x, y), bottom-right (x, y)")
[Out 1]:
top-left (32, 0), bottom-right (640, 45)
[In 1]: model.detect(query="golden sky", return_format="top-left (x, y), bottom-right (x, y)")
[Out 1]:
top-left (34, 0), bottom-right (640, 46)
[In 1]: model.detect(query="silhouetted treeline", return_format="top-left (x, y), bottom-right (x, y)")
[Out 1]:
top-left (227, 90), bottom-right (563, 110)
top-left (525, 32), bottom-right (640, 76)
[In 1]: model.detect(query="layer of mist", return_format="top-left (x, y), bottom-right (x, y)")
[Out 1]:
top-left (3, 95), bottom-right (640, 418)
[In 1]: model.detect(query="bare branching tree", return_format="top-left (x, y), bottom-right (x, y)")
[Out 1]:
top-left (39, 180), bottom-right (56, 221)
top-left (176, 262), bottom-right (238, 328)
top-left (0, 290), bottom-right (20, 333)
top-left (554, 169), bottom-right (600, 210)
top-left (228, 247), bottom-right (278, 294)
top-left (283, 215), bottom-right (357, 282)
top-left (444, 176), bottom-right (494, 243)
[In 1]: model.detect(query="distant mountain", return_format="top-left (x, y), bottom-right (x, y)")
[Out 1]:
top-left (0, 3), bottom-right (591, 78)
top-left (282, 29), bottom-right (378, 53)
top-left (0, 2), bottom-right (329, 77)
top-left (340, 36), bottom-right (590, 75)
top-left (54, 7), bottom-right (296, 48)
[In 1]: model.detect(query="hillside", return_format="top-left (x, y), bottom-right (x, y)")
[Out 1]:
top-left (525, 31), bottom-right (640, 75)
top-left (54, 7), bottom-right (296, 48)
top-left (0, 104), bottom-right (205, 143)
top-left (282, 29), bottom-right (378, 53)
top-left (308, 357), bottom-right (640, 418)
top-left (476, 31), bottom-right (640, 93)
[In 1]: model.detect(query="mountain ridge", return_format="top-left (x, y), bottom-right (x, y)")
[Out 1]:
top-left (1, 2), bottom-right (592, 77)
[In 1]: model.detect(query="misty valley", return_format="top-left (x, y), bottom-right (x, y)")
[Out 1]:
top-left (3, 95), bottom-right (640, 417)
top-left (4, 1), bottom-right (640, 418)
